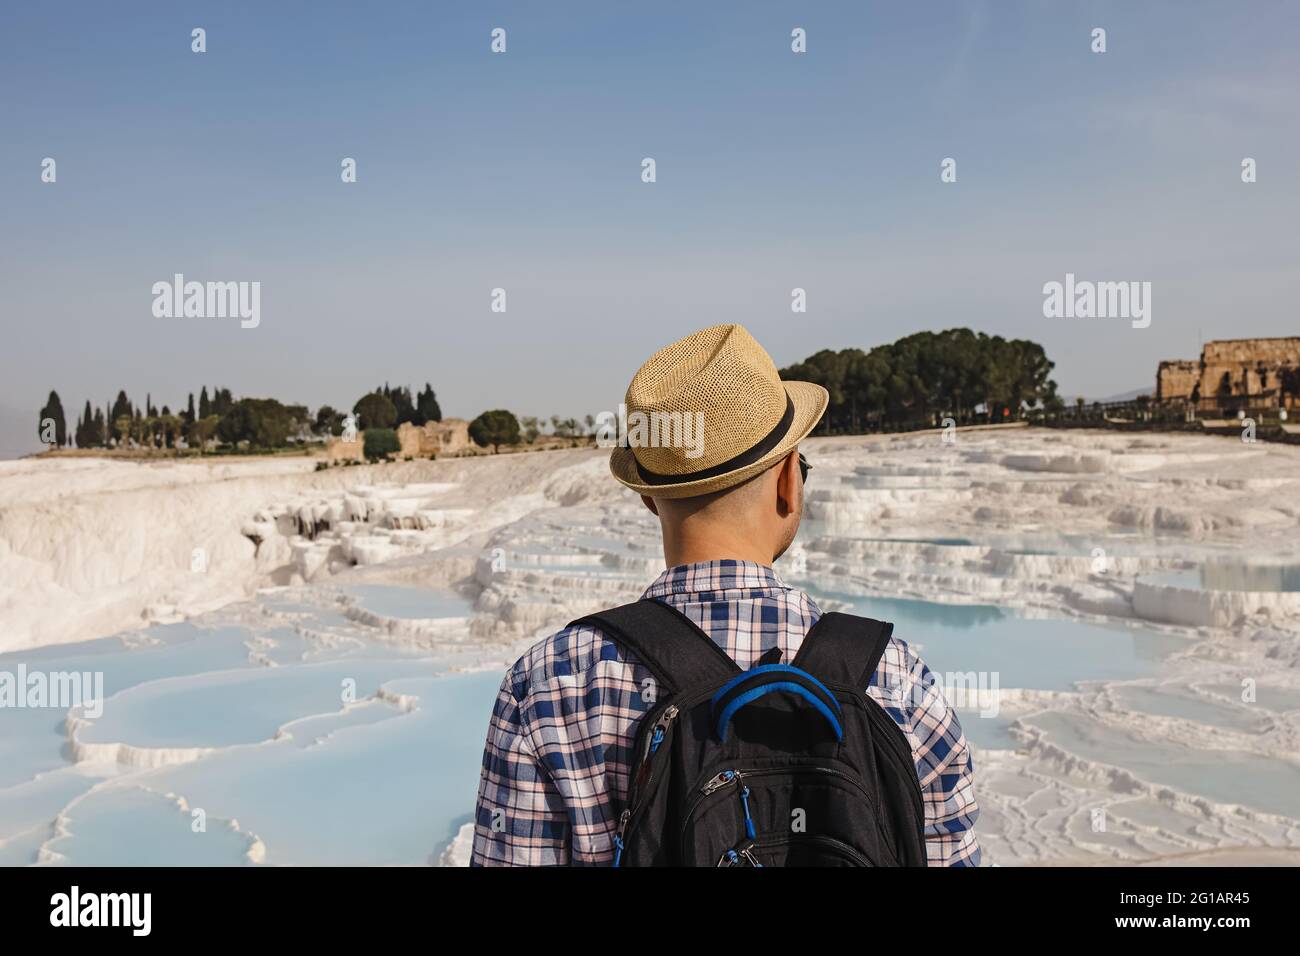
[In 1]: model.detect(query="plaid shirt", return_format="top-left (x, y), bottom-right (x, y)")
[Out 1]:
top-left (470, 560), bottom-right (981, 866)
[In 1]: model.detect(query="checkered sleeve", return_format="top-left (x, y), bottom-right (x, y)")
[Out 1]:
top-left (885, 637), bottom-right (983, 867)
top-left (469, 667), bottom-right (572, 866)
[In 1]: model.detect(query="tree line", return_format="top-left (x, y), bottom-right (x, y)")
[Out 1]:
top-left (39, 330), bottom-right (1057, 455)
top-left (779, 328), bottom-right (1062, 433)
top-left (38, 382), bottom-right (446, 452)
top-left (38, 331), bottom-right (1061, 454)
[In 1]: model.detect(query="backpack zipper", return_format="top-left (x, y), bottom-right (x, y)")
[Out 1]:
top-left (617, 692), bottom-right (926, 865)
top-left (612, 809), bottom-right (630, 867)
top-left (612, 703), bottom-right (680, 866)
top-left (644, 704), bottom-right (678, 760)
top-left (681, 765), bottom-right (900, 864)
top-left (696, 768), bottom-right (757, 838)
top-left (721, 834), bottom-right (874, 867)
top-left (699, 768), bottom-right (738, 795)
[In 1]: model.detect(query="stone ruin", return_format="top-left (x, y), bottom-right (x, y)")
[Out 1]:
top-left (321, 418), bottom-right (472, 463)
top-left (395, 418), bottom-right (471, 459)
top-left (1156, 337), bottom-right (1300, 411)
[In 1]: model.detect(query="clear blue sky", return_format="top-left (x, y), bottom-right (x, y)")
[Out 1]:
top-left (1, 1), bottom-right (1297, 456)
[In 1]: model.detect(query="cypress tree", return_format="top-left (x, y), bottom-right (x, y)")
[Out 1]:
top-left (37, 391), bottom-right (67, 446)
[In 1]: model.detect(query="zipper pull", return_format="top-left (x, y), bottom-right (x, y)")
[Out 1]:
top-left (740, 845), bottom-right (764, 867)
top-left (612, 809), bottom-right (631, 867)
top-left (739, 782), bottom-right (756, 840)
top-left (700, 769), bottom-right (737, 795)
top-left (643, 704), bottom-right (679, 759)
top-left (718, 848), bottom-right (741, 867)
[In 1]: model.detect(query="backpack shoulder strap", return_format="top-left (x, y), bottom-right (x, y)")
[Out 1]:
top-left (570, 599), bottom-right (741, 695)
top-left (791, 612), bottom-right (894, 691)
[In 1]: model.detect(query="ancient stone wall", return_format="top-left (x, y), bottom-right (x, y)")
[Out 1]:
top-left (1157, 360), bottom-right (1199, 402)
top-left (395, 418), bottom-right (471, 458)
top-left (1156, 338), bottom-right (1300, 406)
top-left (434, 418), bottom-right (471, 454)
top-left (325, 434), bottom-right (364, 463)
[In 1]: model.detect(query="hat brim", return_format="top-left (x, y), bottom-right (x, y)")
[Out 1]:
top-left (609, 380), bottom-right (830, 499)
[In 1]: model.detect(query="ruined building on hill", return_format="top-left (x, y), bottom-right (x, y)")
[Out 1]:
top-left (324, 419), bottom-right (472, 463)
top-left (1157, 338), bottom-right (1300, 414)
top-left (396, 418), bottom-right (471, 458)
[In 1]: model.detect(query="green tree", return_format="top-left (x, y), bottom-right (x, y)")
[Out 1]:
top-left (216, 398), bottom-right (294, 448)
top-left (353, 392), bottom-right (397, 429)
top-left (284, 404), bottom-right (311, 440)
top-left (315, 405), bottom-right (344, 436)
top-left (415, 384), bottom-right (442, 425)
top-left (383, 384), bottom-right (416, 425)
top-left (76, 400), bottom-right (95, 447)
top-left (92, 408), bottom-right (106, 446)
top-left (111, 390), bottom-right (132, 425)
top-left (187, 415), bottom-right (220, 452)
top-left (199, 387), bottom-right (211, 419)
top-left (780, 328), bottom-right (1061, 433)
top-left (363, 427), bottom-right (400, 461)
top-left (157, 414), bottom-right (182, 449)
top-left (469, 409), bottom-right (521, 453)
top-left (38, 391), bottom-right (67, 446)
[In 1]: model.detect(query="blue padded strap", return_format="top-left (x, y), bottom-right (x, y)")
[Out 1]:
top-left (711, 665), bottom-right (845, 742)
top-left (712, 664), bottom-right (841, 710)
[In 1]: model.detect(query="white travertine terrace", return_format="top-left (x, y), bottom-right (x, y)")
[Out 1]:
top-left (3, 428), bottom-right (1300, 865)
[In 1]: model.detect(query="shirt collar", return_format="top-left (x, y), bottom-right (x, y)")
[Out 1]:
top-left (641, 559), bottom-right (789, 599)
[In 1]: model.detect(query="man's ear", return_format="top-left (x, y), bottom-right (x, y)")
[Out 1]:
top-left (640, 494), bottom-right (660, 516)
top-left (775, 449), bottom-right (799, 518)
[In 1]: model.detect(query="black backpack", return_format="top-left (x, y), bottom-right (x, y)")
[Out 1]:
top-left (570, 598), bottom-right (927, 867)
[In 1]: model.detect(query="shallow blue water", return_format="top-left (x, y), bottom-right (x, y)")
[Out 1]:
top-left (0, 585), bottom-right (502, 866)
top-left (0, 624), bottom-right (257, 789)
top-left (41, 787), bottom-right (256, 866)
top-left (1028, 711), bottom-right (1300, 820)
top-left (802, 589), bottom-right (1182, 692)
top-left (955, 708), bottom-right (1019, 751)
top-left (42, 670), bottom-right (502, 866)
top-left (1110, 686), bottom-right (1265, 733)
top-left (77, 658), bottom-right (426, 750)
top-left (346, 585), bottom-right (475, 619)
top-left (0, 577), bottom-right (1192, 865)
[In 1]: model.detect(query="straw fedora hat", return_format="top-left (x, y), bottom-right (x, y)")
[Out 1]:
top-left (609, 324), bottom-right (829, 499)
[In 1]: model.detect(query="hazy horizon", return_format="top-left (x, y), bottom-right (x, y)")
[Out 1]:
top-left (3, 1), bottom-right (1297, 459)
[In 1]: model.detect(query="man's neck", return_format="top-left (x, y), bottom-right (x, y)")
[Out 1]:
top-left (662, 540), bottom-right (773, 568)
